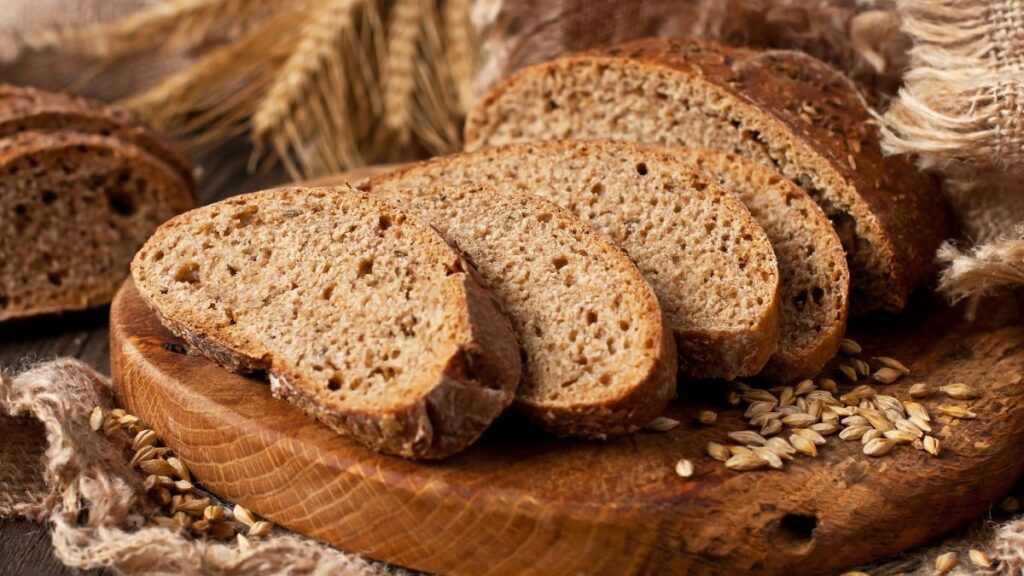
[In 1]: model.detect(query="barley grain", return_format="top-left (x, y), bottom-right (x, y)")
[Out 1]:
top-left (707, 442), bottom-right (731, 462)
top-left (840, 338), bottom-right (862, 355)
top-left (968, 549), bottom-right (992, 568)
top-left (938, 405), bottom-right (976, 419)
top-left (743, 389), bottom-right (777, 403)
top-left (745, 401), bottom-right (777, 418)
top-left (233, 505), bottom-right (257, 527)
top-left (760, 419), bottom-right (783, 437)
top-left (852, 358), bottom-right (871, 377)
top-left (696, 410), bottom-right (718, 425)
top-left (89, 406), bottom-right (104, 431)
top-left (818, 378), bottom-right (838, 392)
top-left (794, 379), bottom-right (816, 396)
top-left (839, 426), bottom-right (871, 441)
top-left (941, 383), bottom-right (980, 400)
top-left (863, 437), bottom-right (896, 456)
top-left (839, 363), bottom-right (858, 381)
top-left (133, 429), bottom-right (158, 451)
top-left (751, 447), bottom-right (784, 469)
top-left (909, 383), bottom-right (930, 398)
top-left (646, 417), bottom-right (680, 431)
top-left (789, 434), bottom-right (817, 457)
top-left (862, 429), bottom-right (882, 444)
top-left (934, 551), bottom-right (957, 574)
top-left (859, 408), bottom-right (894, 432)
top-left (675, 459), bottom-right (695, 478)
top-left (811, 422), bottom-right (840, 435)
top-left (781, 413), bottom-right (818, 428)
top-left (883, 430), bottom-right (916, 444)
top-left (872, 367), bottom-right (903, 384)
top-left (793, 428), bottom-right (827, 445)
top-left (923, 435), bottom-right (940, 456)
top-left (909, 416), bottom-right (933, 433)
top-left (728, 430), bottom-right (767, 445)
top-left (873, 356), bottom-right (910, 375)
top-left (725, 453), bottom-right (768, 471)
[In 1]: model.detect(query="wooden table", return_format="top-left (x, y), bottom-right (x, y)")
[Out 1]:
top-left (0, 143), bottom-right (289, 575)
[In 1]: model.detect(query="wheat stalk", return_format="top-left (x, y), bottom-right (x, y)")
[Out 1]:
top-left (68, 0), bottom-right (296, 59)
top-left (442, 0), bottom-right (477, 112)
top-left (253, 0), bottom-right (365, 179)
top-left (410, 0), bottom-right (461, 153)
top-left (121, 8), bottom-right (306, 150)
top-left (381, 0), bottom-right (427, 149)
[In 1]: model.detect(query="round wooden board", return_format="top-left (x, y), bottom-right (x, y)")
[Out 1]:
top-left (111, 278), bottom-right (1024, 576)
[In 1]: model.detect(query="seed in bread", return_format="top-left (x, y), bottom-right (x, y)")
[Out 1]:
top-left (364, 139), bottom-right (781, 380)
top-left (464, 37), bottom-right (949, 314)
top-left (371, 183), bottom-right (677, 438)
top-left (131, 185), bottom-right (522, 459)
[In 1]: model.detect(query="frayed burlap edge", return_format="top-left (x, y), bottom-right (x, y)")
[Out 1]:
top-left (0, 358), bottom-right (397, 576)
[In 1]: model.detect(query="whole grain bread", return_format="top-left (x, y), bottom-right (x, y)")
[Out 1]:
top-left (675, 147), bottom-right (850, 383)
top-left (0, 84), bottom-right (194, 183)
top-left (464, 37), bottom-right (950, 314)
top-left (370, 183), bottom-right (676, 438)
top-left (0, 131), bottom-right (194, 322)
top-left (364, 140), bottom-right (781, 380)
top-left (131, 186), bottom-right (522, 459)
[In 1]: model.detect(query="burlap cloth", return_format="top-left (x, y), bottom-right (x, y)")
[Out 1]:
top-left (0, 359), bottom-right (396, 575)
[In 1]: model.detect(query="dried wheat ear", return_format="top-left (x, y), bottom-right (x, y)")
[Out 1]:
top-left (131, 185), bottom-right (522, 459)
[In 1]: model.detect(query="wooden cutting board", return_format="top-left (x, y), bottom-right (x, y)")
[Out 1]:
top-left (110, 277), bottom-right (1024, 576)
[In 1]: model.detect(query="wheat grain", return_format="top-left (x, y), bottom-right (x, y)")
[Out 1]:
top-left (818, 378), bottom-right (838, 392)
top-left (839, 363), bottom-right (858, 381)
top-left (863, 437), bottom-right (896, 456)
top-left (442, 0), bottom-right (476, 112)
top-left (923, 435), bottom-right (940, 456)
top-left (840, 338), bottom-right (862, 355)
top-left (873, 356), bottom-right (910, 375)
top-left (750, 447), bottom-right (784, 469)
top-left (781, 413), bottom-right (818, 428)
top-left (810, 422), bottom-right (840, 435)
top-left (728, 445), bottom-right (754, 457)
top-left (728, 430), bottom-right (767, 445)
top-left (745, 401), bottom-right (778, 419)
top-left (778, 386), bottom-right (795, 407)
top-left (894, 419), bottom-right (924, 439)
top-left (938, 405), bottom-right (976, 419)
top-left (646, 417), bottom-right (680, 432)
top-left (675, 458), bottom-right (695, 478)
top-left (697, 410), bottom-right (718, 425)
top-left (883, 430), bottom-right (916, 444)
top-left (766, 437), bottom-right (796, 459)
top-left (760, 419), bottom-right (783, 437)
top-left (862, 429), bottom-right (882, 444)
top-left (839, 425), bottom-right (871, 441)
top-left (792, 428), bottom-right (827, 446)
top-left (909, 382), bottom-right (931, 398)
top-left (794, 379), bottom-right (816, 395)
top-left (872, 367), bottom-right (903, 384)
top-left (909, 415), bottom-right (932, 433)
top-left (743, 389), bottom-right (778, 403)
top-left (725, 453), bottom-right (769, 471)
top-left (707, 442), bottom-right (730, 462)
top-left (851, 358), bottom-right (871, 377)
top-left (968, 549), bottom-right (992, 568)
top-left (902, 400), bottom-right (930, 422)
top-left (934, 551), bottom-right (957, 573)
top-left (940, 383), bottom-right (980, 400)
top-left (789, 434), bottom-right (817, 457)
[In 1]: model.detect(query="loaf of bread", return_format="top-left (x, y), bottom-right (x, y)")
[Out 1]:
top-left (675, 147), bottom-right (849, 382)
top-left (364, 140), bottom-right (781, 380)
top-left (0, 85), bottom-right (195, 322)
top-left (371, 183), bottom-right (677, 438)
top-left (132, 186), bottom-right (522, 459)
top-left (464, 37), bottom-right (950, 314)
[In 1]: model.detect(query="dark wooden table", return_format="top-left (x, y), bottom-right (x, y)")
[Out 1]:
top-left (0, 143), bottom-right (289, 576)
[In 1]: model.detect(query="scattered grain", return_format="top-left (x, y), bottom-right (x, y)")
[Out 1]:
top-left (873, 356), bottom-right (910, 375)
top-left (840, 338), bottom-right (862, 355)
top-left (938, 405), bottom-right (976, 419)
top-left (872, 367), bottom-right (903, 384)
top-left (728, 430), bottom-right (767, 445)
top-left (934, 551), bottom-right (957, 574)
top-left (646, 417), bottom-right (680, 432)
top-left (863, 437), bottom-right (896, 456)
top-left (968, 549), bottom-right (992, 568)
top-left (89, 406), bottom-right (104, 431)
top-left (818, 378), bottom-right (838, 392)
top-left (839, 363), bottom-right (858, 382)
top-left (789, 434), bottom-right (817, 457)
top-left (941, 383), bottom-right (980, 400)
top-left (697, 410), bottom-right (718, 425)
top-left (707, 442), bottom-right (730, 462)
top-left (725, 453), bottom-right (768, 471)
top-left (923, 436), bottom-right (940, 456)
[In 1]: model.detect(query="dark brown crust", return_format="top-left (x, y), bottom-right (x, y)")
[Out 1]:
top-left (365, 181), bottom-right (679, 439)
top-left (362, 140), bottom-right (781, 381)
top-left (131, 187), bottom-right (522, 459)
top-left (465, 37), bottom-right (950, 314)
top-left (0, 131), bottom-right (195, 322)
top-left (0, 84), bottom-right (197, 191)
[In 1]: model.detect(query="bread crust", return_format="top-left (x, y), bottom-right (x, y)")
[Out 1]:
top-left (0, 84), bottom-right (196, 189)
top-left (364, 140), bottom-right (781, 381)
top-left (131, 187), bottom-right (522, 459)
top-left (0, 131), bottom-right (195, 322)
top-left (465, 37), bottom-right (950, 314)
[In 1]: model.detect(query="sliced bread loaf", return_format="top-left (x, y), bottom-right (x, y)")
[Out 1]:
top-left (675, 147), bottom-right (849, 382)
top-left (464, 37), bottom-right (950, 314)
top-left (0, 84), bottom-right (194, 183)
top-left (1, 131), bottom-right (194, 322)
top-left (131, 186), bottom-right (522, 459)
top-left (370, 183), bottom-right (676, 438)
top-left (364, 140), bottom-right (781, 380)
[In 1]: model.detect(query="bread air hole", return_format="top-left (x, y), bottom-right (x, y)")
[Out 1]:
top-left (106, 190), bottom-right (137, 216)
top-left (327, 375), bottom-right (343, 391)
top-left (173, 262), bottom-right (201, 284)
top-left (357, 258), bottom-right (373, 278)
top-left (636, 162), bottom-right (648, 175)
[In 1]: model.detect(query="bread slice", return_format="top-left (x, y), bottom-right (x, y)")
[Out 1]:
top-left (0, 84), bottom-right (194, 183)
top-left (464, 37), bottom-right (950, 314)
top-left (0, 131), bottom-right (194, 322)
top-left (131, 186), bottom-right (522, 459)
top-left (675, 147), bottom-right (849, 382)
top-left (364, 140), bottom-right (781, 380)
top-left (370, 183), bottom-right (676, 438)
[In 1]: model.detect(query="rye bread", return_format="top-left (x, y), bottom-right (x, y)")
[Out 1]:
top-left (0, 131), bottom-right (194, 322)
top-left (131, 186), bottom-right (522, 459)
top-left (364, 140), bottom-right (781, 380)
top-left (464, 37), bottom-right (950, 314)
top-left (675, 147), bottom-right (850, 382)
top-left (370, 183), bottom-right (676, 438)
top-left (0, 84), bottom-right (195, 184)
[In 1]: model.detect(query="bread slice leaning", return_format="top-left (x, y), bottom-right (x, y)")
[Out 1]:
top-left (370, 183), bottom-right (677, 438)
top-left (131, 186), bottom-right (522, 459)
top-left (675, 148), bottom-right (850, 383)
top-left (0, 131), bottom-right (194, 322)
top-left (364, 140), bottom-right (781, 380)
top-left (464, 37), bottom-right (950, 314)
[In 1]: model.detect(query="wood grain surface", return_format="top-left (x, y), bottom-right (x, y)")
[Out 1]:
top-left (111, 275), bottom-right (1024, 576)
